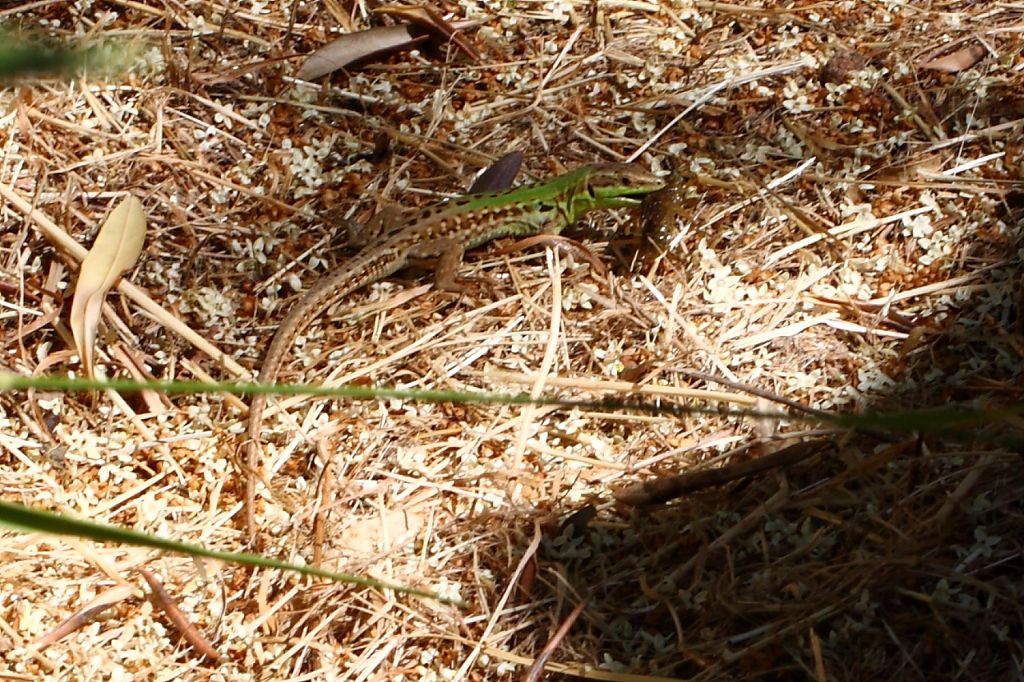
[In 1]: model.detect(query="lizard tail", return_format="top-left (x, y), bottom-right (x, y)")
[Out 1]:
top-left (244, 248), bottom-right (406, 538)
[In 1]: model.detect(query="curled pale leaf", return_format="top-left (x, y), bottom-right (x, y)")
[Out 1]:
top-left (70, 195), bottom-right (146, 378)
top-left (297, 25), bottom-right (427, 80)
top-left (33, 584), bottom-right (135, 651)
top-left (920, 43), bottom-right (986, 73)
top-left (296, 19), bottom-right (479, 80)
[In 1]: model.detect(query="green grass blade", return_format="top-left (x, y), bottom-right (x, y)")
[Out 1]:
top-left (0, 500), bottom-right (462, 605)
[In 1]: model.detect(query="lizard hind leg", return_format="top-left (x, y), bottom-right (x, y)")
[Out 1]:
top-left (408, 237), bottom-right (468, 293)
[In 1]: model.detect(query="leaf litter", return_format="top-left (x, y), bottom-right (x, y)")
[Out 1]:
top-left (0, 1), bottom-right (1022, 680)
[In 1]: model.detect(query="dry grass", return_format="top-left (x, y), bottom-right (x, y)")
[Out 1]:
top-left (2, 0), bottom-right (1023, 679)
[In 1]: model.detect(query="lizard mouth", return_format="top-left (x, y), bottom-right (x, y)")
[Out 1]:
top-left (610, 185), bottom-right (667, 206)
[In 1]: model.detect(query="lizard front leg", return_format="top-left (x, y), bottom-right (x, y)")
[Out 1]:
top-left (347, 204), bottom-right (410, 247)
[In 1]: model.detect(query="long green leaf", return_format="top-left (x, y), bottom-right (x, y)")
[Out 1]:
top-left (0, 500), bottom-right (461, 605)
top-left (0, 371), bottom-right (1017, 433)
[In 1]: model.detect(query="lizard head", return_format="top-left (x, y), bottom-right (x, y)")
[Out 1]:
top-left (583, 163), bottom-right (666, 209)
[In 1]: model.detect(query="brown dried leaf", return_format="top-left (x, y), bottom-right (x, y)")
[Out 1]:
top-left (32, 584), bottom-right (135, 651)
top-left (297, 18), bottom-right (479, 80)
top-left (920, 43), bottom-right (986, 73)
top-left (820, 48), bottom-right (867, 84)
top-left (297, 25), bottom-right (430, 80)
top-left (70, 195), bottom-right (146, 378)
top-left (373, 5), bottom-right (480, 62)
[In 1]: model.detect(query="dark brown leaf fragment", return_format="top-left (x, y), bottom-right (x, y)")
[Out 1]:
top-left (373, 5), bottom-right (481, 62)
top-left (820, 48), bottom-right (867, 84)
top-left (468, 150), bottom-right (524, 194)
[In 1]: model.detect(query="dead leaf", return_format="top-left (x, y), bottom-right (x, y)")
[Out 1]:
top-left (467, 150), bottom-right (523, 193)
top-left (820, 48), bottom-right (867, 84)
top-left (920, 43), bottom-right (986, 73)
top-left (373, 5), bottom-right (480, 62)
top-left (297, 18), bottom-right (479, 80)
top-left (32, 584), bottom-right (135, 651)
top-left (70, 195), bottom-right (146, 378)
top-left (298, 25), bottom-right (428, 80)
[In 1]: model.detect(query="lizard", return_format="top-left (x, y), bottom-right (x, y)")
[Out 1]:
top-left (244, 162), bottom-right (665, 535)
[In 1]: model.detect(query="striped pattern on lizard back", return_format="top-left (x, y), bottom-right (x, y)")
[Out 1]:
top-left (243, 163), bottom-right (665, 536)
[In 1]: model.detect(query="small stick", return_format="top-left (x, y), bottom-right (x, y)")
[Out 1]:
top-left (140, 568), bottom-right (221, 662)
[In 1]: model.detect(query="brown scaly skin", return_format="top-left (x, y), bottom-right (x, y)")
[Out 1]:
top-left (244, 163), bottom-right (664, 536)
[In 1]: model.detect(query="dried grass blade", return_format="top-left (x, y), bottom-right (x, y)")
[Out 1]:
top-left (522, 597), bottom-right (588, 682)
top-left (69, 195), bottom-right (146, 378)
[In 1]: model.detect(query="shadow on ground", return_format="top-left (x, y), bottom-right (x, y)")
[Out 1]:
top-left (473, 190), bottom-right (1024, 680)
